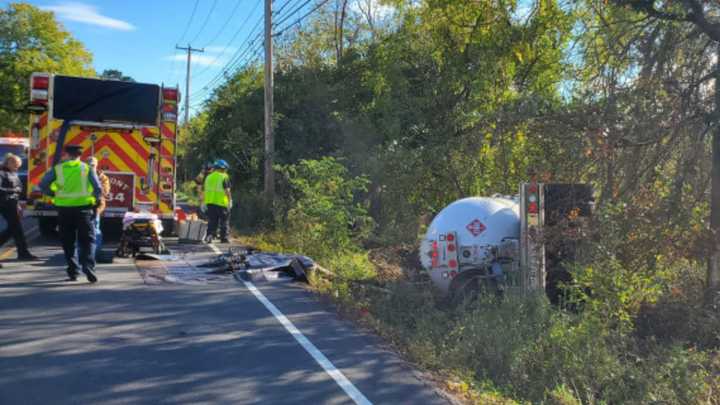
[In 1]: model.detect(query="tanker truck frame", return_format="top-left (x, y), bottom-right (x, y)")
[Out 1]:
top-left (420, 183), bottom-right (593, 301)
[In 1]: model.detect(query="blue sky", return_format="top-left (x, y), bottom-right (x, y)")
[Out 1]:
top-left (3, 0), bottom-right (269, 115)
top-left (4, 0), bottom-right (537, 115)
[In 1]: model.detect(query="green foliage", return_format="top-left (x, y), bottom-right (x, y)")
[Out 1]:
top-left (545, 385), bottom-right (581, 405)
top-left (99, 69), bottom-right (134, 82)
top-left (185, 1), bottom-right (720, 402)
top-left (178, 180), bottom-right (200, 206)
top-left (355, 281), bottom-right (719, 404)
top-left (276, 157), bottom-right (372, 261)
top-left (0, 3), bottom-right (94, 130)
top-left (326, 251), bottom-right (375, 281)
top-left (180, 0), bottom-right (575, 239)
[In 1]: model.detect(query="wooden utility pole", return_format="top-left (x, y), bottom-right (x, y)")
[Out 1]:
top-left (263, 0), bottom-right (275, 201)
top-left (176, 44), bottom-right (204, 126)
top-left (709, 43), bottom-right (720, 306)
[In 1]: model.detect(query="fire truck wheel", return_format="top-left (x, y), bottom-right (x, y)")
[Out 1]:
top-left (161, 219), bottom-right (174, 237)
top-left (38, 217), bottom-right (58, 238)
top-left (100, 218), bottom-right (123, 240)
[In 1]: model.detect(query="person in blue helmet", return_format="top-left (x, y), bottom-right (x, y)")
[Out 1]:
top-left (201, 159), bottom-right (232, 244)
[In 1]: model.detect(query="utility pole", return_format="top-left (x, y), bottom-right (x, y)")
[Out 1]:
top-left (709, 42), bottom-right (720, 306)
top-left (176, 44), bottom-right (204, 126)
top-left (263, 0), bottom-right (274, 201)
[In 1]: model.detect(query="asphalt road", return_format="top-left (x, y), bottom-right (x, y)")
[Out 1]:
top-left (0, 228), bottom-right (448, 404)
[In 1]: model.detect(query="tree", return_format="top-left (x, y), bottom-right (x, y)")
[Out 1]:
top-left (0, 3), bottom-right (94, 131)
top-left (602, 0), bottom-right (720, 304)
top-left (100, 69), bottom-right (134, 82)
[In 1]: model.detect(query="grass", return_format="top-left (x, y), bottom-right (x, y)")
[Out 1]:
top-left (237, 230), bottom-right (720, 404)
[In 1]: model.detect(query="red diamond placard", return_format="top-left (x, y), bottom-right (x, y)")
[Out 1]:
top-left (466, 219), bottom-right (486, 237)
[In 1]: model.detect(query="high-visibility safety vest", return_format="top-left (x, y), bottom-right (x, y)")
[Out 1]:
top-left (52, 160), bottom-right (96, 207)
top-left (204, 171), bottom-right (230, 207)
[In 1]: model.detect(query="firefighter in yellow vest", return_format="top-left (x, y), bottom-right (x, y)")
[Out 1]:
top-left (202, 159), bottom-right (232, 244)
top-left (40, 145), bottom-right (102, 283)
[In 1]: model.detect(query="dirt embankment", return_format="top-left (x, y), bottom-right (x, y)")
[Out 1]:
top-left (368, 244), bottom-right (426, 283)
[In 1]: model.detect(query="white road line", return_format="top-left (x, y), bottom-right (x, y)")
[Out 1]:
top-left (208, 243), bottom-right (372, 405)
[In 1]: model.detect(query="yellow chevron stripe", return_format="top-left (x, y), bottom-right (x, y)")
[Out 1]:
top-left (97, 145), bottom-right (156, 204)
top-left (36, 120), bottom-right (172, 215)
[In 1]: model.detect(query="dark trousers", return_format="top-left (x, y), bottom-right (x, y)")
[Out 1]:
top-left (0, 200), bottom-right (30, 257)
top-left (206, 204), bottom-right (229, 239)
top-left (57, 206), bottom-right (96, 278)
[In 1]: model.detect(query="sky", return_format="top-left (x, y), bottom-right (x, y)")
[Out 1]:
top-left (2, 0), bottom-right (276, 115)
top-left (3, 0), bottom-right (534, 116)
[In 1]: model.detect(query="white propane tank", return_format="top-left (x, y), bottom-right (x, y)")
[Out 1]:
top-left (420, 197), bottom-right (520, 293)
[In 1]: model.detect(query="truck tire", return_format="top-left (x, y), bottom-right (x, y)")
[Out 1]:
top-left (38, 217), bottom-right (58, 238)
top-left (100, 218), bottom-right (123, 240)
top-left (161, 219), bottom-right (174, 237)
top-left (449, 269), bottom-right (502, 305)
top-left (546, 268), bottom-right (577, 310)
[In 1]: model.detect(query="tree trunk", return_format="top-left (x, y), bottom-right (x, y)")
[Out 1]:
top-left (335, 0), bottom-right (348, 63)
top-left (707, 45), bottom-right (720, 307)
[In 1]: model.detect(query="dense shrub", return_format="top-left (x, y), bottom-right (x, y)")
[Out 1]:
top-left (275, 157), bottom-right (373, 261)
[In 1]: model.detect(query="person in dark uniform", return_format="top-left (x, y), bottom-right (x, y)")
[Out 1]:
top-left (0, 153), bottom-right (37, 266)
top-left (39, 145), bottom-right (102, 283)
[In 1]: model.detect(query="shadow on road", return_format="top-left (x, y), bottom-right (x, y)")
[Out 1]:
top-left (0, 259), bottom-right (442, 404)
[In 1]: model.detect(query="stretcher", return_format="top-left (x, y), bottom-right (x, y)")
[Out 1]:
top-left (116, 211), bottom-right (168, 257)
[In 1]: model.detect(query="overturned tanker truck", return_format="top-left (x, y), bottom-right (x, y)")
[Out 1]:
top-left (419, 183), bottom-right (593, 301)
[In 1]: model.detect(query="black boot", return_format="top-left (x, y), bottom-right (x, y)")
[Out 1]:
top-left (17, 252), bottom-right (39, 261)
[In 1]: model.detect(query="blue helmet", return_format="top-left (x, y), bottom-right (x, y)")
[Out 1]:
top-left (214, 159), bottom-right (229, 169)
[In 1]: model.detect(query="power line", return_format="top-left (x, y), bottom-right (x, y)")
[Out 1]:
top-left (189, 0), bottom-right (219, 45)
top-left (273, 0), bottom-right (313, 28)
top-left (201, 0), bottom-right (244, 48)
top-left (191, 18), bottom-right (265, 99)
top-left (190, 0), bottom-right (329, 107)
top-left (273, 0), bottom-right (301, 17)
top-left (191, 31), bottom-right (262, 100)
top-left (198, 0), bottom-right (324, 97)
top-left (192, 0), bottom-right (263, 79)
top-left (170, 0), bottom-right (201, 85)
top-left (189, 41), bottom-right (263, 103)
top-left (177, 0), bottom-right (201, 43)
top-left (274, 0), bottom-right (332, 35)
top-left (251, 43), bottom-right (264, 61)
top-left (190, 35), bottom-right (263, 102)
top-left (186, 32), bottom-right (264, 111)
top-left (221, 30), bottom-right (264, 74)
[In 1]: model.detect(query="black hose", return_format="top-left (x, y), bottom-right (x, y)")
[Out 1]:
top-left (51, 120), bottom-right (73, 167)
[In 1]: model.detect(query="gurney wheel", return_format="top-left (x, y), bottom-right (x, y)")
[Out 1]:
top-left (116, 239), bottom-right (131, 258)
